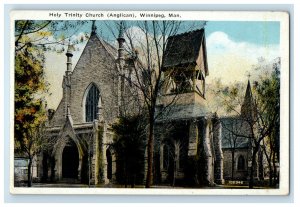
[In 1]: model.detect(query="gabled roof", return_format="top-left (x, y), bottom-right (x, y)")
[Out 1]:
top-left (71, 32), bottom-right (118, 75)
top-left (162, 28), bottom-right (208, 74)
top-left (100, 37), bottom-right (118, 59)
top-left (220, 116), bottom-right (250, 149)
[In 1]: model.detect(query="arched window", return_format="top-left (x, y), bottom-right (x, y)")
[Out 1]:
top-left (85, 84), bottom-right (100, 122)
top-left (237, 155), bottom-right (245, 171)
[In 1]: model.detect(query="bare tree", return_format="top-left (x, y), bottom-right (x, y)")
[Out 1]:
top-left (103, 20), bottom-right (206, 187)
top-left (212, 59), bottom-right (280, 188)
top-left (221, 117), bottom-right (247, 181)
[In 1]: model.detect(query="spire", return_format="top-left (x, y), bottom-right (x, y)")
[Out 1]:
top-left (117, 21), bottom-right (126, 64)
top-left (91, 20), bottom-right (97, 35)
top-left (118, 21), bottom-right (125, 40)
top-left (241, 79), bottom-right (255, 120)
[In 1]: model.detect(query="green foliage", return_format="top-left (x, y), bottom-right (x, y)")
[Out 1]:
top-left (112, 115), bottom-right (146, 187)
top-left (213, 58), bottom-right (281, 188)
top-left (15, 20), bottom-right (89, 53)
top-left (15, 50), bottom-right (47, 155)
top-left (253, 60), bottom-right (280, 161)
top-left (14, 20), bottom-right (89, 156)
top-left (254, 61), bottom-right (280, 124)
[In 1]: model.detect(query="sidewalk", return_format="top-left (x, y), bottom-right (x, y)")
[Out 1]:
top-left (29, 182), bottom-right (275, 189)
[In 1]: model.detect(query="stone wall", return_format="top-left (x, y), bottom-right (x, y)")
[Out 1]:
top-left (223, 148), bottom-right (248, 180)
top-left (50, 34), bottom-right (119, 127)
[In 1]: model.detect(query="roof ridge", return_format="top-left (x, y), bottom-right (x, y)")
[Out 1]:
top-left (168, 28), bottom-right (204, 39)
top-left (92, 33), bottom-right (118, 58)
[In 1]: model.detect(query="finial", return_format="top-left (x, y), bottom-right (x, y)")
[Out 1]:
top-left (118, 21), bottom-right (125, 39)
top-left (91, 20), bottom-right (97, 35)
top-left (247, 72), bottom-right (251, 80)
top-left (66, 44), bottom-right (74, 57)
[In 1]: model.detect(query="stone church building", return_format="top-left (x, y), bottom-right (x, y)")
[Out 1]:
top-left (38, 21), bottom-right (226, 186)
top-left (221, 80), bottom-right (267, 183)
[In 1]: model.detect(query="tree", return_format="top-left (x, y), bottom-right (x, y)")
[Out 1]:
top-left (108, 20), bottom-right (205, 187)
top-left (112, 115), bottom-right (146, 188)
top-left (221, 117), bottom-right (247, 181)
top-left (254, 59), bottom-right (280, 186)
top-left (15, 36), bottom-right (48, 186)
top-left (212, 58), bottom-right (280, 188)
top-left (14, 20), bottom-right (88, 186)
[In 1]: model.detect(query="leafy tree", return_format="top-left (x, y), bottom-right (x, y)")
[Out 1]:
top-left (254, 60), bottom-right (280, 186)
top-left (112, 115), bottom-right (146, 188)
top-left (14, 49), bottom-right (47, 186)
top-left (14, 20), bottom-right (88, 186)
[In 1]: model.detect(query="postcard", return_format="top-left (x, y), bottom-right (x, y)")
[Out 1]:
top-left (10, 10), bottom-right (289, 195)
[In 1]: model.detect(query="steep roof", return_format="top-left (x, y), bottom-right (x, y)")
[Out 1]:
top-left (162, 28), bottom-right (208, 74)
top-left (155, 103), bottom-right (210, 122)
top-left (100, 37), bottom-right (118, 59)
top-left (241, 80), bottom-right (256, 120)
top-left (220, 116), bottom-right (250, 149)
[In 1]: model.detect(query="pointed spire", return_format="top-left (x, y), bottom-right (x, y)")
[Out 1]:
top-left (117, 21), bottom-right (125, 63)
top-left (91, 20), bottom-right (97, 35)
top-left (241, 79), bottom-right (255, 120)
top-left (118, 21), bottom-right (125, 39)
top-left (244, 79), bottom-right (253, 103)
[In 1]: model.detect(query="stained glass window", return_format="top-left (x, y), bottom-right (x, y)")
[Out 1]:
top-left (85, 84), bottom-right (100, 122)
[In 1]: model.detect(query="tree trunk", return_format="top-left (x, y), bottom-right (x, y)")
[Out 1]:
top-left (146, 115), bottom-right (154, 188)
top-left (249, 147), bottom-right (258, 189)
top-left (231, 150), bottom-right (235, 181)
top-left (272, 151), bottom-right (278, 186)
top-left (27, 157), bottom-right (32, 187)
top-left (172, 158), bottom-right (176, 187)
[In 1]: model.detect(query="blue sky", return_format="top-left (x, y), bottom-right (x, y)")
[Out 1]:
top-left (205, 21), bottom-right (280, 45)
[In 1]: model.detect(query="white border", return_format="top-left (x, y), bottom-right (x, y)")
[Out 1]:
top-left (9, 10), bottom-right (289, 195)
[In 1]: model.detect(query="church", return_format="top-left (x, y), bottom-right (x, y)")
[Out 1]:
top-left (36, 21), bottom-right (258, 187)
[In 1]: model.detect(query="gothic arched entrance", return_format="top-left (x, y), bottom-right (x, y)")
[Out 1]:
top-left (62, 139), bottom-right (79, 179)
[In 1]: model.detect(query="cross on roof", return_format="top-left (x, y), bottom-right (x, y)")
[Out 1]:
top-left (247, 72), bottom-right (251, 80)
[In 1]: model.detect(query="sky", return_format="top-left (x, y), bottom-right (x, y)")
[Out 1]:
top-left (43, 20), bottom-right (280, 109)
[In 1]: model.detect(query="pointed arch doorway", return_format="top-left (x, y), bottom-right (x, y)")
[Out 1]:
top-left (62, 139), bottom-right (79, 179)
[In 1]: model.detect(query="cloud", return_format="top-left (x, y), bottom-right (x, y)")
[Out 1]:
top-left (206, 31), bottom-right (280, 84)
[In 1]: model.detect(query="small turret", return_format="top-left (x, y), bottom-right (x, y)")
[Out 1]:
top-left (117, 21), bottom-right (125, 64)
top-left (65, 44), bottom-right (74, 75)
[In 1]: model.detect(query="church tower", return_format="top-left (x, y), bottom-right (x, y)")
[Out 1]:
top-left (156, 28), bottom-right (224, 186)
top-left (162, 28), bottom-right (208, 98)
